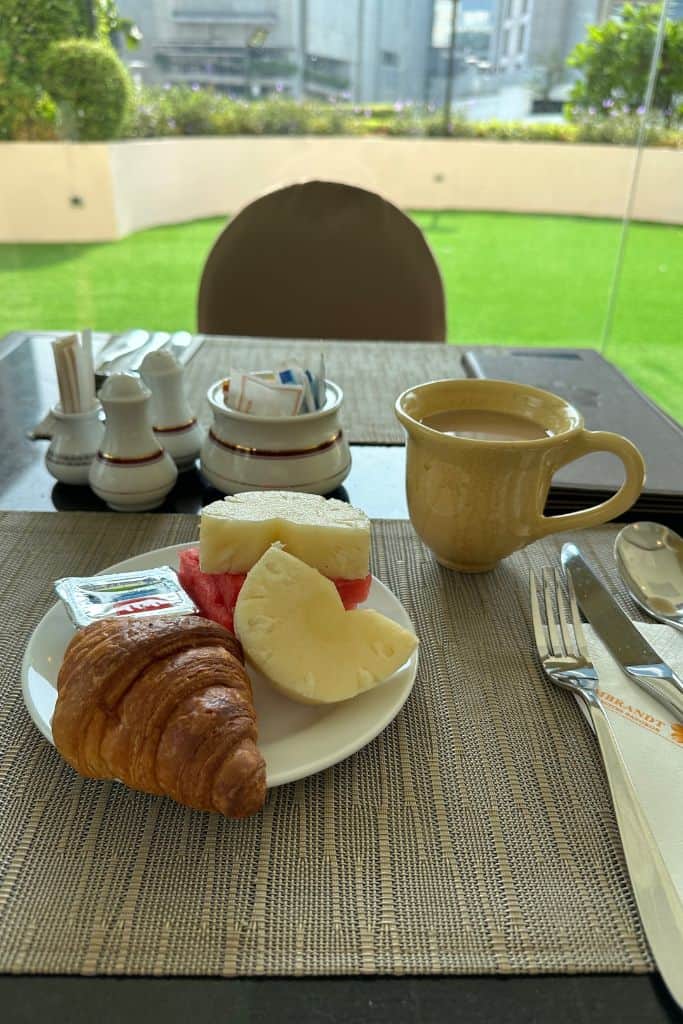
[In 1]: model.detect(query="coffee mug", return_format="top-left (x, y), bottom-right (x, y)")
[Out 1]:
top-left (395, 379), bottom-right (645, 572)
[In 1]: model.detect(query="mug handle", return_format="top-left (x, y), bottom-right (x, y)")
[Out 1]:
top-left (535, 430), bottom-right (645, 537)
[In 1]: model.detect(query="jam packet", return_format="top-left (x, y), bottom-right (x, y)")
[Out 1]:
top-left (55, 567), bottom-right (198, 628)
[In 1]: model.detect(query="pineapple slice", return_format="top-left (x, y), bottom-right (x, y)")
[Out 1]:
top-left (233, 546), bottom-right (418, 705)
top-left (200, 491), bottom-right (370, 579)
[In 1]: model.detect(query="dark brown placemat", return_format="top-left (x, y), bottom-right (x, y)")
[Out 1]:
top-left (462, 347), bottom-right (683, 500)
top-left (0, 513), bottom-right (650, 976)
top-left (184, 338), bottom-right (464, 444)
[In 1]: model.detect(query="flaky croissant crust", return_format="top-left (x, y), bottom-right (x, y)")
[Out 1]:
top-left (52, 615), bottom-right (266, 817)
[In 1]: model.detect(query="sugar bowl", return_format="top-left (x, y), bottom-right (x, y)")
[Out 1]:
top-left (200, 378), bottom-right (351, 495)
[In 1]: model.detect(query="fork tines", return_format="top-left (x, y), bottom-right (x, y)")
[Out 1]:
top-left (529, 567), bottom-right (589, 663)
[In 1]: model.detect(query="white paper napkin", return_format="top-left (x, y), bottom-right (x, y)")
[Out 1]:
top-left (583, 623), bottom-right (683, 894)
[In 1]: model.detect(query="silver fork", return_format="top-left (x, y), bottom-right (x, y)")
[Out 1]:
top-left (530, 567), bottom-right (683, 1009)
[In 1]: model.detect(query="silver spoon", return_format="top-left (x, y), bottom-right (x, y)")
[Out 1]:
top-left (614, 522), bottom-right (683, 632)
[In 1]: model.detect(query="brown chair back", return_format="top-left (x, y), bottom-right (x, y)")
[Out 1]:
top-left (197, 180), bottom-right (446, 342)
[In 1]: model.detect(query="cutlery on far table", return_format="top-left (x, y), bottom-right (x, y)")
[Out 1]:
top-left (561, 543), bottom-right (683, 722)
top-left (163, 330), bottom-right (196, 361)
top-left (96, 331), bottom-right (170, 378)
top-left (614, 522), bottom-right (683, 633)
top-left (94, 329), bottom-right (150, 373)
top-left (530, 567), bottom-right (683, 1010)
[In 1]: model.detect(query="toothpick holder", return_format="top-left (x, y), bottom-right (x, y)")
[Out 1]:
top-left (45, 402), bottom-right (104, 486)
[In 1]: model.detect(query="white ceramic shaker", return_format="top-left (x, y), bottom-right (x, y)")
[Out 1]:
top-left (140, 349), bottom-right (202, 471)
top-left (89, 373), bottom-right (178, 511)
top-left (45, 401), bottom-right (104, 485)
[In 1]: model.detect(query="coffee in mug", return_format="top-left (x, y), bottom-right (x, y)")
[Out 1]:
top-left (395, 379), bottom-right (645, 573)
top-left (420, 409), bottom-right (553, 441)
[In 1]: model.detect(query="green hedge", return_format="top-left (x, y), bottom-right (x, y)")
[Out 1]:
top-left (383, 106), bottom-right (681, 146)
top-left (120, 89), bottom-right (682, 147)
top-left (123, 90), bottom-right (358, 138)
top-left (5, 77), bottom-right (682, 146)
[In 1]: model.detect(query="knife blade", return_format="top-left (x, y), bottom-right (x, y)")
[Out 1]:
top-left (561, 543), bottom-right (683, 721)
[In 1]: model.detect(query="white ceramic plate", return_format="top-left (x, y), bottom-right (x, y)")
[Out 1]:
top-left (22, 544), bottom-right (419, 788)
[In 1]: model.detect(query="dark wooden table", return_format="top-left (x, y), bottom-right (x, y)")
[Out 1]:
top-left (1, 335), bottom-right (681, 1024)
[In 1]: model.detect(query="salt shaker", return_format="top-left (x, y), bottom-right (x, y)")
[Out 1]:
top-left (140, 349), bottom-right (202, 471)
top-left (45, 401), bottom-right (104, 486)
top-left (89, 373), bottom-right (178, 511)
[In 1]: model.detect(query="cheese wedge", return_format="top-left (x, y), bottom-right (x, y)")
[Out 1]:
top-left (233, 546), bottom-right (418, 705)
top-left (200, 492), bottom-right (370, 579)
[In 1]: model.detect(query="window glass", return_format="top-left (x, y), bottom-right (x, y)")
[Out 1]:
top-left (596, 1), bottom-right (682, 421)
top-left (518, 23), bottom-right (527, 55)
top-left (0, 1), bottom-right (679, 419)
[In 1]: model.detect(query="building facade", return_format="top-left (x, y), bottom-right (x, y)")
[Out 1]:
top-left (116, 2), bottom-right (679, 110)
top-left (117, 0), bottom-right (437, 103)
top-left (117, 0), bottom-right (303, 97)
top-left (488, 1), bottom-right (616, 71)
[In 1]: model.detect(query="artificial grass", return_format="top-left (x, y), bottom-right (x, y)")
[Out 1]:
top-left (1, 212), bottom-right (681, 420)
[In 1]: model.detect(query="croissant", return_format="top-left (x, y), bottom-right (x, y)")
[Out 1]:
top-left (52, 615), bottom-right (266, 817)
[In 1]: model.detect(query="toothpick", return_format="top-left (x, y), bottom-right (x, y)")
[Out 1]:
top-left (80, 329), bottom-right (95, 409)
top-left (52, 335), bottom-right (80, 413)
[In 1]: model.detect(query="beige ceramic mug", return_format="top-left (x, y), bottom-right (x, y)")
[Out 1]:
top-left (395, 379), bottom-right (645, 572)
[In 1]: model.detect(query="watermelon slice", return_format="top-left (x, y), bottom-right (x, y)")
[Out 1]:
top-left (178, 548), bottom-right (235, 631)
top-left (178, 547), bottom-right (371, 634)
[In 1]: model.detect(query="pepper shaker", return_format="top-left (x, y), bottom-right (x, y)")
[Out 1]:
top-left (89, 373), bottom-right (178, 511)
top-left (140, 349), bottom-right (202, 471)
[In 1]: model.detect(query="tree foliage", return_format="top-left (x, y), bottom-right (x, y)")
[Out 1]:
top-left (0, 0), bottom-right (89, 138)
top-left (567, 3), bottom-right (683, 118)
top-left (95, 0), bottom-right (142, 50)
top-left (0, 1), bottom-right (140, 139)
top-left (0, 0), bottom-right (88, 84)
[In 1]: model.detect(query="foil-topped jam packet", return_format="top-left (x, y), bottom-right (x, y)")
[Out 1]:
top-left (55, 567), bottom-right (198, 628)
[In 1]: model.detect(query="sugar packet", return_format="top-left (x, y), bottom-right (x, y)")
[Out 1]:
top-left (275, 356), bottom-right (327, 413)
top-left (275, 367), bottom-right (316, 413)
top-left (227, 370), bottom-right (304, 417)
top-left (224, 356), bottom-right (327, 416)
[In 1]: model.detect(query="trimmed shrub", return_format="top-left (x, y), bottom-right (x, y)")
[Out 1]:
top-left (43, 38), bottom-right (133, 141)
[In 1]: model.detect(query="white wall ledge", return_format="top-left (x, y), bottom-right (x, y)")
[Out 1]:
top-left (1, 137), bottom-right (680, 243)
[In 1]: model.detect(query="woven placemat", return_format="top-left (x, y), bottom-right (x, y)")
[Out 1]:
top-left (0, 512), bottom-right (651, 977)
top-left (184, 338), bottom-right (465, 445)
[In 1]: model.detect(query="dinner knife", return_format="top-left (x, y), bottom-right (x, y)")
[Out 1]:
top-left (561, 543), bottom-right (683, 722)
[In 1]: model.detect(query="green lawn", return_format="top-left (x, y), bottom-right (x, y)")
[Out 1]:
top-left (1, 212), bottom-right (681, 420)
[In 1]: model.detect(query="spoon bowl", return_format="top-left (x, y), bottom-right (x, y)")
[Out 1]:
top-left (614, 522), bottom-right (683, 632)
